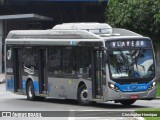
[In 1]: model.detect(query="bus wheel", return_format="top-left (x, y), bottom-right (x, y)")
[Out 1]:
top-left (27, 81), bottom-right (36, 101)
top-left (77, 85), bottom-right (91, 105)
top-left (119, 100), bottom-right (136, 106)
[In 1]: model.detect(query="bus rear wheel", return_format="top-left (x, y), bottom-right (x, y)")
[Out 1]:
top-left (27, 81), bottom-right (37, 101)
top-left (119, 99), bottom-right (136, 106)
top-left (77, 85), bottom-right (91, 105)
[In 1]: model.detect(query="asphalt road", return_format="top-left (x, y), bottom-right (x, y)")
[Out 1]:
top-left (0, 74), bottom-right (160, 120)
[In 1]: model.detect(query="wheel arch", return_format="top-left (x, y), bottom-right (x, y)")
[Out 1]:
top-left (77, 81), bottom-right (87, 99)
top-left (78, 81), bottom-right (86, 89)
top-left (25, 75), bottom-right (39, 92)
top-left (77, 81), bottom-right (92, 105)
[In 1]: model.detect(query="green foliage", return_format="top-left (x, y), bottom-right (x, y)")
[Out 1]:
top-left (136, 108), bottom-right (160, 120)
top-left (145, 118), bottom-right (160, 120)
top-left (107, 0), bottom-right (160, 38)
top-left (157, 83), bottom-right (160, 97)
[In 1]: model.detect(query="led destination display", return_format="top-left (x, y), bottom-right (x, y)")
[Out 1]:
top-left (108, 40), bottom-right (151, 48)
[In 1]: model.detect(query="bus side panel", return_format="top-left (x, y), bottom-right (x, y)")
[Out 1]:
top-left (47, 46), bottom-right (93, 100)
top-left (48, 77), bottom-right (92, 100)
top-left (48, 77), bottom-right (69, 99)
top-left (48, 77), bottom-right (79, 99)
top-left (5, 46), bottom-right (15, 92)
top-left (6, 75), bottom-right (14, 92)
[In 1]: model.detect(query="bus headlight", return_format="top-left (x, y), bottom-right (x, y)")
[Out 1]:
top-left (152, 82), bottom-right (156, 87)
top-left (149, 81), bottom-right (156, 90)
top-left (108, 83), bottom-right (120, 92)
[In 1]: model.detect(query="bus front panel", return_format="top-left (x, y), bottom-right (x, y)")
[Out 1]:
top-left (104, 38), bottom-right (156, 101)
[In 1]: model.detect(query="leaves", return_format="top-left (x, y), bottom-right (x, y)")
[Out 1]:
top-left (107, 0), bottom-right (160, 38)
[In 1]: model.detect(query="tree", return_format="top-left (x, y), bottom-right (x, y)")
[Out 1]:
top-left (106, 0), bottom-right (160, 39)
top-left (107, 0), bottom-right (160, 76)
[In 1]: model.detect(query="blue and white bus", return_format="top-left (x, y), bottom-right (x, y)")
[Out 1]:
top-left (5, 23), bottom-right (156, 105)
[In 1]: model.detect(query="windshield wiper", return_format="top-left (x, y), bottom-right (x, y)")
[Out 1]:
top-left (119, 51), bottom-right (132, 71)
top-left (132, 49), bottom-right (146, 75)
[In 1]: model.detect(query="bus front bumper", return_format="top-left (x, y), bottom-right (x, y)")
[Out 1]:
top-left (105, 87), bottom-right (156, 101)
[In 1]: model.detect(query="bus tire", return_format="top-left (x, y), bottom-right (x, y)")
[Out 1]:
top-left (27, 81), bottom-right (37, 101)
top-left (119, 99), bottom-right (136, 106)
top-left (77, 85), bottom-right (91, 105)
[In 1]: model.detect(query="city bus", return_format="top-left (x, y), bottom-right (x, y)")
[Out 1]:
top-left (5, 23), bottom-right (156, 106)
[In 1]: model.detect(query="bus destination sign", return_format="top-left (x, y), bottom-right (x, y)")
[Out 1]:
top-left (109, 40), bottom-right (151, 48)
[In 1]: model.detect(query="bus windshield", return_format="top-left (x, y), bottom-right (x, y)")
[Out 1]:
top-left (109, 49), bottom-right (155, 79)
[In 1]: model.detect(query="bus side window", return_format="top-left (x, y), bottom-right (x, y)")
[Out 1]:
top-left (22, 48), bottom-right (38, 75)
top-left (76, 47), bottom-right (91, 78)
top-left (48, 46), bottom-right (91, 78)
top-left (48, 47), bottom-right (61, 77)
top-left (62, 47), bottom-right (76, 76)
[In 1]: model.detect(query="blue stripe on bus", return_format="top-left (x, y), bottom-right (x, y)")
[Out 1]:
top-left (115, 81), bottom-right (152, 92)
top-left (22, 80), bottom-right (26, 92)
top-left (6, 79), bottom-right (14, 92)
top-left (6, 79), bottom-right (39, 93)
top-left (33, 81), bottom-right (39, 91)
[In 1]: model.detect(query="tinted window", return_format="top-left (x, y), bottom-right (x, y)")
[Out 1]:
top-left (76, 47), bottom-right (91, 78)
top-left (62, 47), bottom-right (76, 76)
top-left (6, 46), bottom-right (14, 74)
top-left (109, 49), bottom-right (155, 79)
top-left (48, 46), bottom-right (91, 78)
top-left (22, 48), bottom-right (38, 75)
top-left (48, 47), bottom-right (62, 76)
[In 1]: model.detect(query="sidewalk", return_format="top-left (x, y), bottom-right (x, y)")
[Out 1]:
top-left (0, 73), bottom-right (4, 77)
top-left (0, 73), bottom-right (5, 83)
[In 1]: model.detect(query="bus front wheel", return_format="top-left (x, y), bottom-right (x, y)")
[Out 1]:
top-left (27, 81), bottom-right (36, 101)
top-left (119, 99), bottom-right (136, 106)
top-left (77, 85), bottom-right (91, 105)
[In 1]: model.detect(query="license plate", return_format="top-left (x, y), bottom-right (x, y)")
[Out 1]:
top-left (130, 95), bottom-right (139, 99)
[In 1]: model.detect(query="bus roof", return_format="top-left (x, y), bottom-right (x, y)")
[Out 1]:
top-left (6, 29), bottom-right (100, 39)
top-left (52, 23), bottom-right (113, 35)
top-left (6, 23), bottom-right (149, 46)
top-left (5, 29), bottom-right (104, 46)
top-left (52, 23), bottom-right (142, 37)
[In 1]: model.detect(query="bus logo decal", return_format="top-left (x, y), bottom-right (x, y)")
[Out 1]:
top-left (6, 68), bottom-right (13, 73)
top-left (24, 66), bottom-right (34, 75)
top-left (7, 49), bottom-right (12, 60)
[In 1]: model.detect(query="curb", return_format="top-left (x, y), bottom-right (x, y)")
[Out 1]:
top-left (130, 117), bottom-right (145, 120)
top-left (133, 117), bottom-right (145, 120)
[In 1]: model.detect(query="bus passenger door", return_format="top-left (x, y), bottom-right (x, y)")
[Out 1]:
top-left (13, 48), bottom-right (23, 92)
top-left (38, 49), bottom-right (48, 95)
top-left (92, 49), bottom-right (104, 99)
